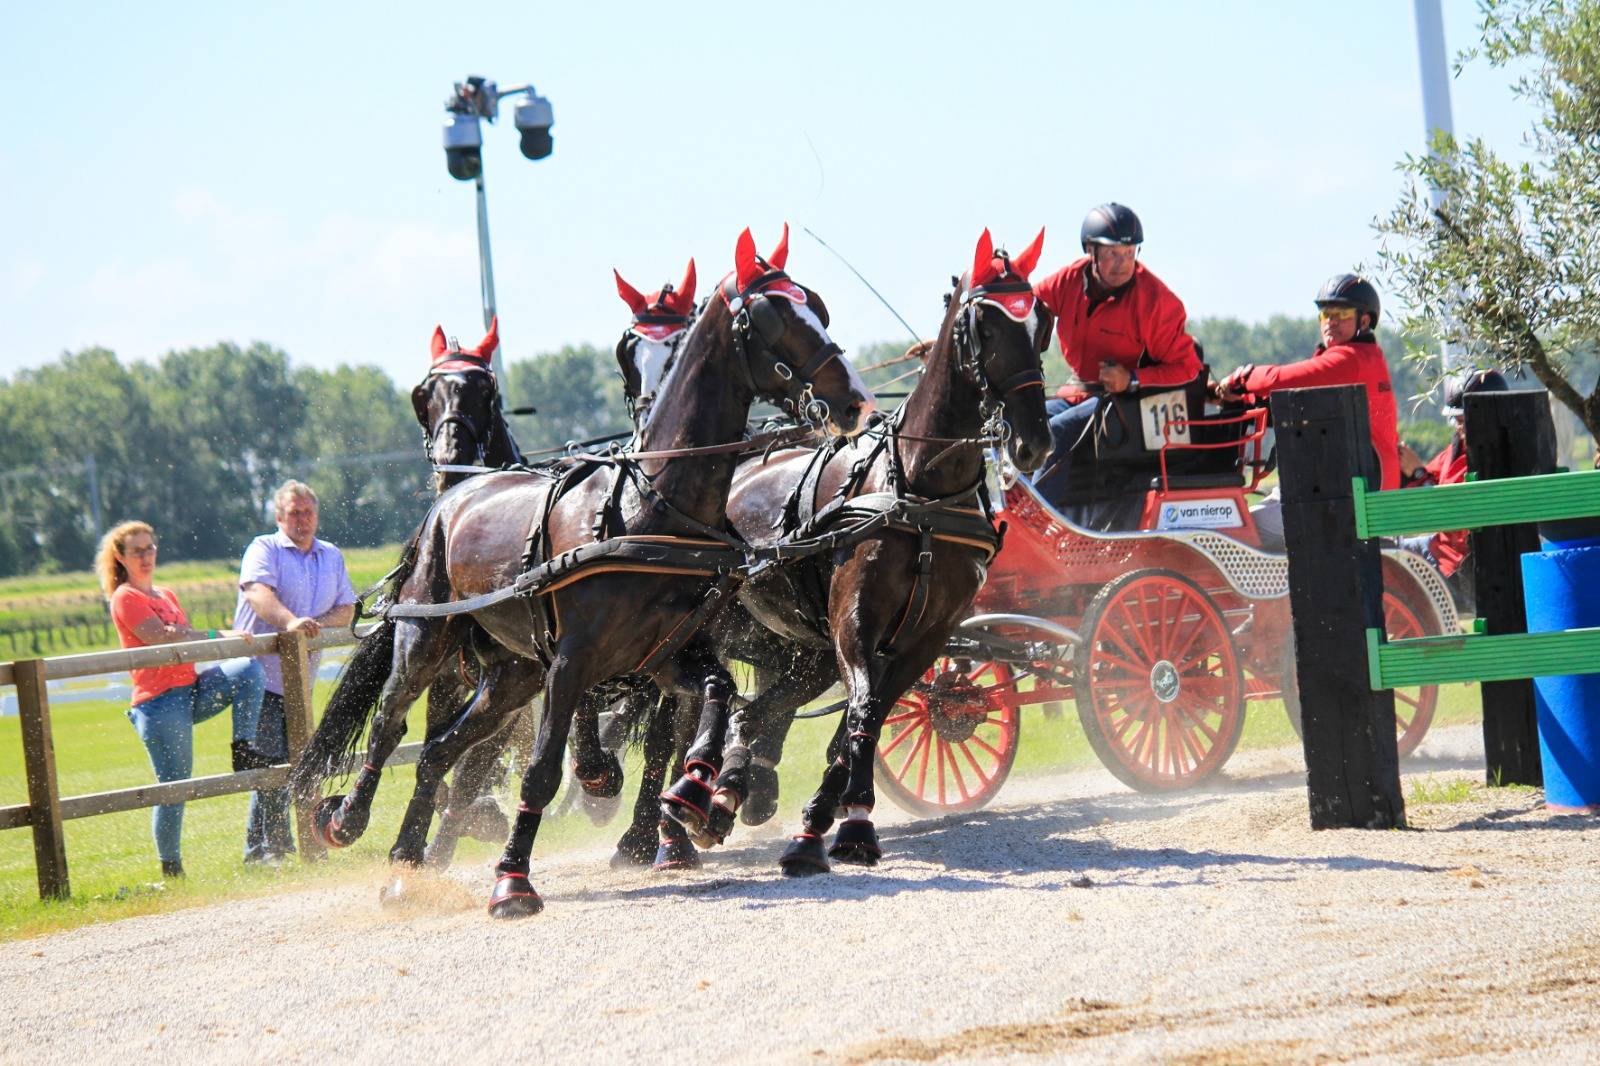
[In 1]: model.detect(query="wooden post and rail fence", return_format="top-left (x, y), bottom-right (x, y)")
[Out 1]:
top-left (1, 624), bottom-right (423, 902)
top-left (1276, 386), bottom-right (1600, 829)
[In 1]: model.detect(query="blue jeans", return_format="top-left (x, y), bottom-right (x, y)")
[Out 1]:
top-left (126, 658), bottom-right (265, 864)
top-left (245, 691), bottom-right (295, 860)
top-left (1031, 396), bottom-right (1102, 502)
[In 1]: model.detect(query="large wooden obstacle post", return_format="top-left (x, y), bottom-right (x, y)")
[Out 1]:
top-left (278, 631), bottom-right (325, 862)
top-left (1465, 391), bottom-right (1554, 787)
top-left (1272, 385), bottom-right (1406, 829)
top-left (16, 659), bottom-right (69, 899)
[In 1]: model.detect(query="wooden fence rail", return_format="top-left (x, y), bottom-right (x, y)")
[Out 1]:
top-left (1, 624), bottom-right (421, 901)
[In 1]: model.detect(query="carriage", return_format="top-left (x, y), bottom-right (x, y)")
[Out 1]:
top-left (871, 373), bottom-right (1459, 814)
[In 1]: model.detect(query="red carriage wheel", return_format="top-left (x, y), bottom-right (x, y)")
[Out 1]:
top-left (874, 659), bottom-right (1023, 815)
top-left (1074, 569), bottom-right (1245, 792)
top-left (1282, 590), bottom-right (1439, 758)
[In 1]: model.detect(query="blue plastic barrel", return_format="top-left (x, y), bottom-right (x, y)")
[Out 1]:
top-left (1521, 543), bottom-right (1600, 811)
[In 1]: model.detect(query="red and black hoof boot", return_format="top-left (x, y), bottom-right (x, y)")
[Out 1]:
top-left (660, 773), bottom-right (715, 833)
top-left (651, 834), bottom-right (701, 872)
top-left (487, 873), bottom-right (544, 919)
top-left (706, 800), bottom-right (736, 846)
top-left (310, 795), bottom-right (353, 849)
top-left (460, 796), bottom-right (510, 844)
top-left (828, 820), bottom-right (882, 867)
top-left (779, 833), bottom-right (831, 877)
top-left (574, 750), bottom-right (625, 799)
top-left (741, 764), bottom-right (781, 826)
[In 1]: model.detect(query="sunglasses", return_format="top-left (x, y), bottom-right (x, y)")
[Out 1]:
top-left (1318, 306), bottom-right (1358, 323)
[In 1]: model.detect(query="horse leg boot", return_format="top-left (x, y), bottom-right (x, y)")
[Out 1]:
top-left (661, 672), bottom-right (736, 849)
top-left (779, 716), bottom-right (850, 877)
top-left (613, 694), bottom-right (681, 868)
top-left (829, 721), bottom-right (884, 867)
top-left (569, 692), bottom-right (626, 801)
top-left (489, 665), bottom-right (580, 920)
top-left (721, 652), bottom-right (836, 827)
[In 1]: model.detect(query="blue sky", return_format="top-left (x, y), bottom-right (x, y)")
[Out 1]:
top-left (1, 1), bottom-right (1530, 390)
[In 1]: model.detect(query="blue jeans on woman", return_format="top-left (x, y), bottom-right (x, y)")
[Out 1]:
top-left (125, 658), bottom-right (266, 864)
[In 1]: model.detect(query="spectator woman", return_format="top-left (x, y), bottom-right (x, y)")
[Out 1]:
top-left (97, 520), bottom-right (269, 880)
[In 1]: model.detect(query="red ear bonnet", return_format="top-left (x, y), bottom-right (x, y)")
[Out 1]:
top-left (1012, 228), bottom-right (1046, 279)
top-left (767, 222), bottom-right (790, 271)
top-left (970, 229), bottom-right (998, 287)
top-left (430, 325), bottom-right (448, 361)
top-left (734, 227), bottom-right (762, 289)
top-left (614, 270), bottom-right (649, 315)
top-left (474, 316), bottom-right (498, 358)
top-left (664, 258), bottom-right (697, 315)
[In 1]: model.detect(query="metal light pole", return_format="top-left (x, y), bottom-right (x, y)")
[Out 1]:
top-left (1413, 0), bottom-right (1460, 376)
top-left (442, 76), bottom-right (555, 395)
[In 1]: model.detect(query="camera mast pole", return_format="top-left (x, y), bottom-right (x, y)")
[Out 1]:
top-left (472, 171), bottom-right (507, 387)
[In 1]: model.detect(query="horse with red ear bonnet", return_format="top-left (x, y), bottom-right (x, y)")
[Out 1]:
top-left (410, 316), bottom-right (523, 492)
top-left (651, 228), bottom-right (1054, 876)
top-left (290, 224), bottom-right (875, 919)
top-left (613, 259), bottom-right (698, 424)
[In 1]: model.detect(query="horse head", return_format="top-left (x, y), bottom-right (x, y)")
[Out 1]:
top-left (945, 228), bottom-right (1053, 472)
top-left (713, 223), bottom-right (875, 437)
top-left (612, 258), bottom-right (698, 426)
top-left (411, 317), bottom-right (521, 490)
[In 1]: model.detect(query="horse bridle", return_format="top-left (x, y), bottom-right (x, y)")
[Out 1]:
top-left (950, 271), bottom-right (1052, 406)
top-left (417, 365), bottom-right (503, 474)
top-left (719, 269), bottom-right (845, 426)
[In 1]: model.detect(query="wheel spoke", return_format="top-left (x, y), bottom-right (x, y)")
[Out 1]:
top-left (943, 743), bottom-right (971, 801)
top-left (957, 740), bottom-right (994, 786)
top-left (1117, 597), bottom-right (1159, 662)
top-left (895, 723), bottom-right (931, 781)
top-left (883, 707), bottom-right (925, 727)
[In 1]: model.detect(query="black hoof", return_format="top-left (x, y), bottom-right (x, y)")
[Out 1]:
top-left (611, 825), bottom-right (658, 868)
top-left (661, 773), bottom-right (715, 833)
top-left (460, 796), bottom-right (510, 843)
top-left (707, 802), bottom-right (736, 846)
top-left (651, 835), bottom-right (701, 872)
top-left (574, 750), bottom-right (625, 799)
top-left (779, 834), bottom-right (831, 877)
top-left (741, 764), bottom-right (781, 826)
top-left (828, 819), bottom-right (882, 867)
top-left (311, 795), bottom-right (354, 849)
top-left (487, 873), bottom-right (544, 919)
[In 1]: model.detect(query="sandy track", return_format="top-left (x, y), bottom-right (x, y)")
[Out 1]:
top-left (3, 726), bottom-right (1597, 1065)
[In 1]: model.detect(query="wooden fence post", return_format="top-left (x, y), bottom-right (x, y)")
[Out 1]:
top-left (1465, 390), bottom-right (1554, 787)
top-left (16, 659), bottom-right (70, 899)
top-left (277, 631), bottom-right (325, 861)
top-left (1273, 385), bottom-right (1406, 829)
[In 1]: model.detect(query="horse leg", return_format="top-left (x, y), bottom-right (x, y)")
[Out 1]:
top-left (829, 634), bottom-right (946, 867)
top-left (312, 618), bottom-right (458, 849)
top-left (777, 712), bottom-right (852, 876)
top-left (386, 656), bottom-right (542, 883)
top-left (612, 692), bottom-right (683, 867)
top-left (422, 713), bottom-right (519, 869)
top-left (659, 639), bottom-right (739, 848)
top-left (720, 649), bottom-right (837, 827)
top-left (568, 691), bottom-right (624, 800)
top-left (487, 655), bottom-right (586, 919)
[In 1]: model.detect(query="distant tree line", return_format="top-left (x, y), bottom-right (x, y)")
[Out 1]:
top-left (0, 316), bottom-right (1472, 579)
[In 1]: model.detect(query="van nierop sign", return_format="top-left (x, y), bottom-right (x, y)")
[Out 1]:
top-left (1157, 498), bottom-right (1243, 530)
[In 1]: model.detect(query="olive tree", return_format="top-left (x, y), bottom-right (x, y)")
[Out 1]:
top-left (1375, 0), bottom-right (1600, 446)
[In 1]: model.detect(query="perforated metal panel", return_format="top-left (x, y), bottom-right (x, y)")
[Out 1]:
top-left (1169, 531), bottom-right (1290, 599)
top-left (1381, 548), bottom-right (1460, 636)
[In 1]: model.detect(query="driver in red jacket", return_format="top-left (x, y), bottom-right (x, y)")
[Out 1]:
top-left (1030, 203), bottom-right (1201, 502)
top-left (1215, 274), bottom-right (1398, 549)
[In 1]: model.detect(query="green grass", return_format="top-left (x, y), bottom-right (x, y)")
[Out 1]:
top-left (1407, 775), bottom-right (1476, 805)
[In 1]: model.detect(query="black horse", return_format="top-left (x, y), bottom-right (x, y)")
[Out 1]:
top-left (290, 226), bottom-right (874, 917)
top-left (654, 229), bottom-right (1054, 874)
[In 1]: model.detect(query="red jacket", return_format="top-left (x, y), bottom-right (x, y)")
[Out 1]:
top-left (1408, 438), bottom-right (1469, 576)
top-left (1033, 258), bottom-right (1200, 399)
top-left (1233, 338), bottom-right (1400, 492)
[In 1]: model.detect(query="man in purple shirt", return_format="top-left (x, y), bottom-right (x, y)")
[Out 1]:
top-left (234, 480), bottom-right (357, 864)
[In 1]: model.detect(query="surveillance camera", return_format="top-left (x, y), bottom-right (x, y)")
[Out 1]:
top-left (513, 94), bottom-right (555, 161)
top-left (443, 111), bottom-right (483, 181)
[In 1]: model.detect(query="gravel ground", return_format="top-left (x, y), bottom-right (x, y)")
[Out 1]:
top-left (3, 724), bottom-right (1597, 1065)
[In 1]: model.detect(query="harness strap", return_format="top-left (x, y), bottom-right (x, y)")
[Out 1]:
top-left (881, 527), bottom-right (935, 655)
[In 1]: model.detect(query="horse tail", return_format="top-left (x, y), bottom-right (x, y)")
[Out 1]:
top-left (289, 528), bottom-right (425, 797)
top-left (288, 618), bottom-right (397, 797)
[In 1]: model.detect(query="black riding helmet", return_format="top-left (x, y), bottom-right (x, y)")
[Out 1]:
top-left (1314, 273), bottom-right (1381, 329)
top-left (1080, 203), bottom-right (1144, 250)
top-left (1442, 367), bottom-right (1509, 417)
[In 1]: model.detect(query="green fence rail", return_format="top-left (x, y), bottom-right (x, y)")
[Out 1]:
top-left (1356, 467), bottom-right (1600, 690)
